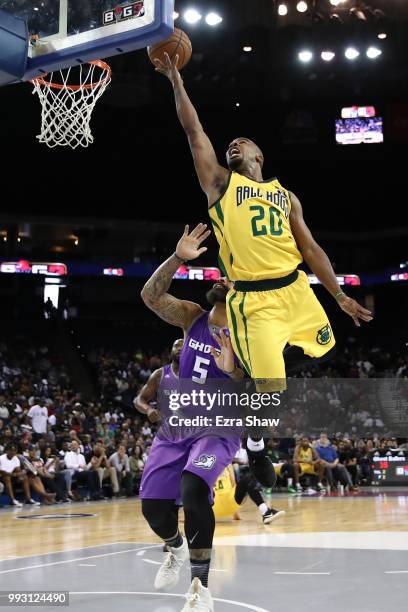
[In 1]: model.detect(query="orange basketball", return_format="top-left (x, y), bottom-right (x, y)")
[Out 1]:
top-left (147, 28), bottom-right (192, 70)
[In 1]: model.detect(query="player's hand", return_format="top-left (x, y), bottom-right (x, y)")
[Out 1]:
top-left (210, 329), bottom-right (236, 375)
top-left (147, 407), bottom-right (161, 423)
top-left (337, 295), bottom-right (373, 327)
top-left (153, 52), bottom-right (182, 85)
top-left (176, 224), bottom-right (211, 262)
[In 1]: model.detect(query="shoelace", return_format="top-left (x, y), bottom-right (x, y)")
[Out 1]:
top-left (161, 552), bottom-right (183, 577)
top-left (185, 593), bottom-right (201, 608)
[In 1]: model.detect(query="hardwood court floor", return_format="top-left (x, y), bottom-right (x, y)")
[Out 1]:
top-left (2, 489), bottom-right (408, 560)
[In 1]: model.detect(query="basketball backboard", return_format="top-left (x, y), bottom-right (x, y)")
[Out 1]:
top-left (0, 0), bottom-right (173, 80)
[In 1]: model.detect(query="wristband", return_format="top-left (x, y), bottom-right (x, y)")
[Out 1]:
top-left (174, 252), bottom-right (187, 264)
top-left (334, 291), bottom-right (346, 301)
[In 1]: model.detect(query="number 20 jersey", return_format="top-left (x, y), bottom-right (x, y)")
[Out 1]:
top-left (178, 311), bottom-right (235, 381)
top-left (208, 171), bottom-right (303, 282)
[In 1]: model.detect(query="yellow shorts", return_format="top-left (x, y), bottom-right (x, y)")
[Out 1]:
top-left (273, 463), bottom-right (285, 477)
top-left (213, 489), bottom-right (241, 519)
top-left (299, 463), bottom-right (317, 476)
top-left (227, 270), bottom-right (336, 388)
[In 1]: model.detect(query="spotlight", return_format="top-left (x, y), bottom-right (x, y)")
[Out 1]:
top-left (349, 7), bottom-right (367, 21)
top-left (184, 8), bottom-right (202, 24)
top-left (205, 12), bottom-right (222, 26)
top-left (321, 50), bottom-right (335, 62)
top-left (366, 46), bottom-right (382, 59)
top-left (243, 46), bottom-right (252, 52)
top-left (298, 50), bottom-right (313, 63)
top-left (17, 237), bottom-right (21, 242)
top-left (329, 0), bottom-right (346, 5)
top-left (296, 1), bottom-right (308, 13)
top-left (235, 102), bottom-right (240, 107)
top-left (345, 47), bottom-right (360, 60)
top-left (173, 11), bottom-right (179, 20)
top-left (74, 238), bottom-right (79, 246)
top-left (3, 236), bottom-right (7, 242)
top-left (378, 33), bottom-right (387, 40)
top-left (278, 4), bottom-right (288, 16)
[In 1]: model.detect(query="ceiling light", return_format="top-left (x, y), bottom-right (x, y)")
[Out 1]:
top-left (278, 4), bottom-right (288, 16)
top-left (184, 8), bottom-right (202, 24)
top-left (366, 46), bottom-right (382, 59)
top-left (296, 2), bottom-right (308, 13)
top-left (235, 103), bottom-right (240, 107)
top-left (345, 47), bottom-right (360, 60)
top-left (298, 50), bottom-right (313, 63)
top-left (329, 0), bottom-right (346, 5)
top-left (173, 11), bottom-right (179, 20)
top-left (205, 12), bottom-right (222, 26)
top-left (321, 50), bottom-right (335, 62)
top-left (243, 46), bottom-right (252, 52)
top-left (378, 33), bottom-right (387, 40)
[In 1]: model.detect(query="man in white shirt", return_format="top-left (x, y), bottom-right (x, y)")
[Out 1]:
top-left (28, 400), bottom-right (48, 441)
top-left (64, 440), bottom-right (103, 500)
top-left (0, 444), bottom-right (38, 507)
top-left (109, 444), bottom-right (133, 496)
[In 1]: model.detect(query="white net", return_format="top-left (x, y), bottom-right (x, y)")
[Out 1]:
top-left (31, 60), bottom-right (112, 149)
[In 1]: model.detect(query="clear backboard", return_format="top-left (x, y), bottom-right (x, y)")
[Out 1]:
top-left (0, 0), bottom-right (173, 80)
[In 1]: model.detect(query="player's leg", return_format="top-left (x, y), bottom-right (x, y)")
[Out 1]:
top-left (235, 472), bottom-right (285, 524)
top-left (140, 437), bottom-right (189, 590)
top-left (181, 435), bottom-right (240, 610)
top-left (227, 290), bottom-right (287, 487)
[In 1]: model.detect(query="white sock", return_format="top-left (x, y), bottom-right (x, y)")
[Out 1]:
top-left (287, 478), bottom-right (293, 486)
top-left (247, 437), bottom-right (265, 452)
top-left (258, 503), bottom-right (269, 515)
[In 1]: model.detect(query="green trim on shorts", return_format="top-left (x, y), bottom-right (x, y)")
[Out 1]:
top-left (228, 292), bottom-right (251, 375)
top-left (239, 292), bottom-right (252, 374)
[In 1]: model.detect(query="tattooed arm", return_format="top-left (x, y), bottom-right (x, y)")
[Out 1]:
top-left (141, 224), bottom-right (211, 332)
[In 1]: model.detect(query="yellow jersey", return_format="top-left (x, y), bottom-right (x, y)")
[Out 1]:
top-left (209, 172), bottom-right (303, 281)
top-left (214, 468), bottom-right (234, 495)
top-left (297, 446), bottom-right (314, 462)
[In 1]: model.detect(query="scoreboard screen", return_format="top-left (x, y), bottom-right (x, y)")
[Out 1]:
top-left (372, 454), bottom-right (408, 485)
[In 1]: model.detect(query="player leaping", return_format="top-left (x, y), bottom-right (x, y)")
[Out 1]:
top-left (153, 53), bottom-right (373, 396)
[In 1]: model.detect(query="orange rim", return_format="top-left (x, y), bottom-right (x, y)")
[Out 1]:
top-left (31, 59), bottom-right (112, 91)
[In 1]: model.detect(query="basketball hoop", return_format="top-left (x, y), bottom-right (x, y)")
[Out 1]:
top-left (31, 60), bottom-right (112, 149)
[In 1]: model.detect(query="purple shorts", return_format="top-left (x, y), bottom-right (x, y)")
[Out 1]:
top-left (140, 435), bottom-right (241, 504)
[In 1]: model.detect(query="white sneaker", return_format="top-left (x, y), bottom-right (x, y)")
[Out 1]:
top-left (154, 537), bottom-right (188, 590)
top-left (12, 499), bottom-right (23, 507)
top-left (26, 499), bottom-right (41, 506)
top-left (181, 577), bottom-right (214, 611)
top-left (296, 483), bottom-right (302, 493)
top-left (306, 487), bottom-right (317, 495)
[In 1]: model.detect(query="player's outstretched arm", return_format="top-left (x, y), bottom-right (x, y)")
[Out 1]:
top-left (289, 191), bottom-right (373, 327)
top-left (154, 53), bottom-right (229, 204)
top-left (134, 368), bottom-right (163, 423)
top-left (141, 224), bottom-right (210, 331)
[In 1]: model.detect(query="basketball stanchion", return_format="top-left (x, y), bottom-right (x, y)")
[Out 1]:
top-left (31, 60), bottom-right (112, 149)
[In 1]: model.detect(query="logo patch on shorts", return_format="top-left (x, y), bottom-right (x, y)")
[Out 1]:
top-left (193, 454), bottom-right (216, 470)
top-left (317, 324), bottom-right (332, 345)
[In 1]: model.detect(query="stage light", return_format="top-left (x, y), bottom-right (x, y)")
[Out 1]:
top-left (366, 46), bottom-right (382, 59)
top-left (74, 238), bottom-right (79, 246)
top-left (329, 0), bottom-right (346, 5)
top-left (173, 11), bottom-right (179, 20)
top-left (243, 46), bottom-right (252, 52)
top-left (321, 50), bottom-right (335, 62)
top-left (298, 50), bottom-right (313, 63)
top-left (17, 237), bottom-right (21, 243)
top-left (205, 12), bottom-right (222, 26)
top-left (235, 102), bottom-right (240, 107)
top-left (278, 4), bottom-right (288, 16)
top-left (184, 9), bottom-right (202, 24)
top-left (378, 33), bottom-right (387, 40)
top-left (345, 47), bottom-right (360, 60)
top-left (296, 2), bottom-right (308, 13)
top-left (350, 7), bottom-right (367, 21)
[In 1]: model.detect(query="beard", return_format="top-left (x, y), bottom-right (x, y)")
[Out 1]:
top-left (206, 287), bottom-right (228, 306)
top-left (171, 352), bottom-right (181, 364)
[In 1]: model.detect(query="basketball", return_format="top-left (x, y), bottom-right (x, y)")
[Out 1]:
top-left (147, 28), bottom-right (192, 70)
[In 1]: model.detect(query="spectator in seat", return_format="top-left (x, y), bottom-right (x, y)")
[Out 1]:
top-left (88, 444), bottom-right (119, 497)
top-left (129, 444), bottom-right (145, 493)
top-left (293, 436), bottom-right (323, 494)
top-left (64, 440), bottom-right (104, 500)
top-left (27, 399), bottom-right (49, 442)
top-left (338, 439), bottom-right (358, 486)
top-left (315, 433), bottom-right (355, 491)
top-left (26, 445), bottom-right (67, 502)
top-left (0, 444), bottom-right (39, 507)
top-left (109, 444), bottom-right (133, 497)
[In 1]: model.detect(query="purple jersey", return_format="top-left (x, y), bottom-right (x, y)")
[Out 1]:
top-left (157, 363), bottom-right (179, 413)
top-left (179, 311), bottom-right (237, 381)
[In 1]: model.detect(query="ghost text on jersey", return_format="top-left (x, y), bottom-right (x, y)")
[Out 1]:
top-left (236, 186), bottom-right (289, 219)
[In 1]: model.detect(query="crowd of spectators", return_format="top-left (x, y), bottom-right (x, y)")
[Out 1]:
top-left (0, 336), bottom-right (407, 506)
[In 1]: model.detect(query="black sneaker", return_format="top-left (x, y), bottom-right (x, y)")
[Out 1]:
top-left (248, 452), bottom-right (277, 488)
top-left (263, 508), bottom-right (286, 525)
